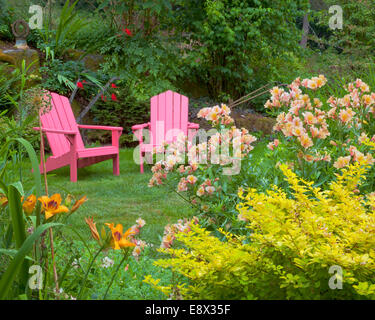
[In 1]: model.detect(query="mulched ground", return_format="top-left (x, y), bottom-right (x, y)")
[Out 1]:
top-left (189, 108), bottom-right (275, 135)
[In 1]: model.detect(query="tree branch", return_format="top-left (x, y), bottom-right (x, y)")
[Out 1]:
top-left (75, 76), bottom-right (120, 124)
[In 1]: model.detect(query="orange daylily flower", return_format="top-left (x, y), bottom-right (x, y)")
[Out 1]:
top-left (85, 217), bottom-right (100, 242)
top-left (22, 194), bottom-right (36, 216)
top-left (0, 194), bottom-right (8, 208)
top-left (105, 223), bottom-right (136, 250)
top-left (71, 196), bottom-right (88, 213)
top-left (38, 194), bottom-right (69, 220)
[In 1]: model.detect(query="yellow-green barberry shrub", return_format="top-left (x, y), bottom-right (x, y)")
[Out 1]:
top-left (145, 162), bottom-right (375, 299)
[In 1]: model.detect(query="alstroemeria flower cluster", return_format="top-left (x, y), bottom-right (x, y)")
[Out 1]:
top-left (298, 150), bottom-right (331, 163)
top-left (148, 126), bottom-right (257, 189)
top-left (160, 217), bottom-right (199, 249)
top-left (301, 74), bottom-right (327, 90)
top-left (197, 104), bottom-right (234, 127)
top-left (148, 104), bottom-right (257, 222)
top-left (272, 99), bottom-right (330, 150)
top-left (195, 178), bottom-right (219, 197)
top-left (267, 139), bottom-right (279, 151)
top-left (265, 75), bottom-right (375, 172)
top-left (326, 79), bottom-right (375, 128)
top-left (333, 143), bottom-right (375, 169)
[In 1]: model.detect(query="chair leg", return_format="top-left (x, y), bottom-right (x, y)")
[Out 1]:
top-left (70, 160), bottom-right (78, 182)
top-left (140, 150), bottom-right (144, 174)
top-left (113, 154), bottom-right (120, 176)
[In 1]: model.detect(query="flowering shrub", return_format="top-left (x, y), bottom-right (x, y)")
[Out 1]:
top-left (160, 217), bottom-right (199, 249)
top-left (145, 162), bottom-right (375, 300)
top-left (148, 104), bottom-right (257, 230)
top-left (263, 76), bottom-right (375, 191)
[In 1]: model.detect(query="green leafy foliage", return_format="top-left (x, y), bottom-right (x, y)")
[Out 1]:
top-left (90, 79), bottom-right (151, 147)
top-left (40, 59), bottom-right (85, 95)
top-left (174, 0), bottom-right (309, 100)
top-left (36, 0), bottom-right (88, 58)
top-left (315, 0), bottom-right (375, 57)
top-left (99, 32), bottom-right (179, 101)
top-left (0, 65), bottom-right (17, 113)
top-left (0, 0), bottom-right (13, 41)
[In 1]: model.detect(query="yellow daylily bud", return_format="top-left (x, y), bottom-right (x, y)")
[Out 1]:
top-left (101, 226), bottom-right (107, 241)
top-left (71, 196), bottom-right (88, 213)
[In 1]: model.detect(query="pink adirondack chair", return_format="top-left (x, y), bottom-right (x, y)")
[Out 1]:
top-left (33, 92), bottom-right (123, 182)
top-left (132, 90), bottom-right (199, 173)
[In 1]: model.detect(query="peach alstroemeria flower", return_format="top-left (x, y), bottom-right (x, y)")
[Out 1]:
top-left (298, 134), bottom-right (313, 149)
top-left (358, 132), bottom-right (368, 144)
top-left (136, 218), bottom-right (146, 228)
top-left (22, 194), bottom-right (36, 216)
top-left (177, 178), bottom-right (188, 192)
top-left (339, 108), bottom-right (355, 123)
top-left (267, 142), bottom-right (275, 151)
top-left (186, 175), bottom-right (198, 184)
top-left (132, 246), bottom-right (142, 259)
top-left (205, 186), bottom-right (215, 195)
top-left (196, 186), bottom-right (205, 197)
top-left (38, 194), bottom-right (69, 220)
top-left (71, 196), bottom-right (88, 213)
top-left (221, 104), bottom-right (231, 115)
top-left (105, 223), bottom-right (136, 250)
top-left (303, 112), bottom-right (316, 125)
top-left (207, 111), bottom-right (218, 122)
top-left (85, 217), bottom-right (100, 242)
top-left (333, 156), bottom-right (351, 169)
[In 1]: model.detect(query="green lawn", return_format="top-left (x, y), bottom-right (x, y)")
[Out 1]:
top-left (16, 141), bottom-right (269, 299)
top-left (22, 148), bottom-right (194, 246)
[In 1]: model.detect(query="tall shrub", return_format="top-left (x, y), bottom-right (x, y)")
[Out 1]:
top-left (174, 0), bottom-right (309, 100)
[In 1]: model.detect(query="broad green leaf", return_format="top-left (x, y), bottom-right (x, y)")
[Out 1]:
top-left (8, 185), bottom-right (28, 291)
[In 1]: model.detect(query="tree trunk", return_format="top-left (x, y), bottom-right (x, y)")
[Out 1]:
top-left (300, 13), bottom-right (309, 48)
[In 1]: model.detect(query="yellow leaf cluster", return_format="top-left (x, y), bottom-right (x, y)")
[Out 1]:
top-left (146, 162), bottom-right (375, 299)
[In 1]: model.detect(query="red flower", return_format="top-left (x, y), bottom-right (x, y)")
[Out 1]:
top-left (111, 83), bottom-right (117, 88)
top-left (123, 28), bottom-right (132, 36)
top-left (77, 82), bottom-right (84, 89)
top-left (111, 93), bottom-right (117, 101)
top-left (101, 95), bottom-right (107, 101)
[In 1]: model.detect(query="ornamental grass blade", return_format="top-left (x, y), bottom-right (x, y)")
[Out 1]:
top-left (0, 223), bottom-right (63, 300)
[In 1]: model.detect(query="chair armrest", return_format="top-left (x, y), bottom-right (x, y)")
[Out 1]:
top-left (131, 122), bottom-right (150, 132)
top-left (131, 123), bottom-right (150, 144)
top-left (77, 124), bottom-right (123, 131)
top-left (188, 122), bottom-right (200, 129)
top-left (33, 127), bottom-right (77, 135)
